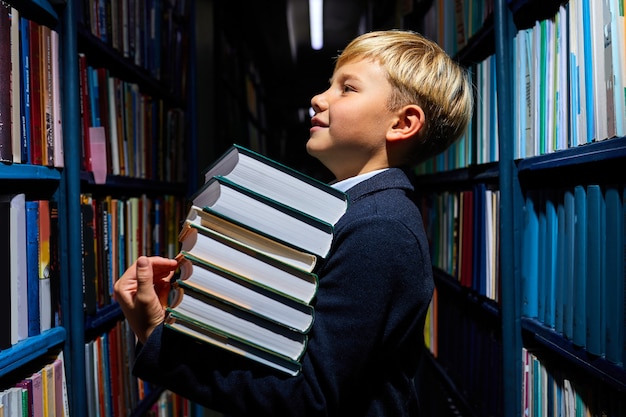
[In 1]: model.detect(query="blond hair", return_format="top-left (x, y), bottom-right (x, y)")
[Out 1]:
top-left (335, 30), bottom-right (474, 163)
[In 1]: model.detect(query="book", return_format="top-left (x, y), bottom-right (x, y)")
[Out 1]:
top-left (202, 144), bottom-right (349, 225)
top-left (164, 312), bottom-right (302, 377)
top-left (25, 200), bottom-right (40, 337)
top-left (572, 185), bottom-right (587, 347)
top-left (166, 288), bottom-right (307, 362)
top-left (10, 194), bottom-right (28, 343)
top-left (10, 8), bottom-right (20, 163)
top-left (174, 252), bottom-right (315, 333)
top-left (19, 16), bottom-right (31, 164)
top-left (0, 5), bottom-right (12, 163)
top-left (193, 176), bottom-right (336, 258)
top-left (180, 209), bottom-right (318, 303)
top-left (585, 184), bottom-right (604, 356)
top-left (38, 200), bottom-right (52, 332)
top-left (185, 205), bottom-right (317, 273)
top-left (0, 196), bottom-right (11, 349)
top-left (604, 185), bottom-right (624, 365)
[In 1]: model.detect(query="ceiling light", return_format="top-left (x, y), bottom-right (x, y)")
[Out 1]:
top-left (309, 0), bottom-right (323, 50)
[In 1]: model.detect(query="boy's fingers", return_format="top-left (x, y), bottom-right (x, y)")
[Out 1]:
top-left (135, 256), bottom-right (154, 294)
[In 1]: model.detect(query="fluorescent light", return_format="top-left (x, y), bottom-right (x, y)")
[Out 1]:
top-left (309, 0), bottom-right (323, 50)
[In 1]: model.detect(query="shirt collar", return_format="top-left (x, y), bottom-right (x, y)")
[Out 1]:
top-left (330, 168), bottom-right (389, 192)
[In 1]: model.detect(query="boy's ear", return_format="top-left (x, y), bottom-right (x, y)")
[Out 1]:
top-left (387, 105), bottom-right (425, 142)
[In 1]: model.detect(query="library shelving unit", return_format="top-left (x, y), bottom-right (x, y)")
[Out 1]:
top-left (412, 0), bottom-right (626, 416)
top-left (0, 0), bottom-right (197, 415)
top-left (0, 0), bottom-right (69, 398)
top-left (65, 0), bottom-right (197, 414)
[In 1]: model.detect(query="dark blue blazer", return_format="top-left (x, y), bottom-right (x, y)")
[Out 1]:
top-left (133, 167), bottom-right (435, 416)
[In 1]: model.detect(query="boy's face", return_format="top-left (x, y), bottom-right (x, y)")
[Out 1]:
top-left (307, 58), bottom-right (398, 181)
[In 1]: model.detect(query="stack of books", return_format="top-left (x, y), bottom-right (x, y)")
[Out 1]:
top-left (165, 144), bottom-right (349, 376)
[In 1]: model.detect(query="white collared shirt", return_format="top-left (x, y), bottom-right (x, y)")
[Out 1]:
top-left (330, 168), bottom-right (389, 192)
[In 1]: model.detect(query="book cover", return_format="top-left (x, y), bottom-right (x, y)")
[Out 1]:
top-left (51, 29), bottom-right (63, 168)
top-left (522, 191), bottom-right (539, 319)
top-left (10, 8), bottom-right (20, 163)
top-left (562, 189), bottom-right (575, 340)
top-left (0, 4), bottom-right (12, 163)
top-left (25, 200), bottom-right (40, 337)
top-left (0, 196), bottom-right (12, 349)
top-left (28, 19), bottom-right (43, 166)
top-left (10, 194), bottom-right (28, 343)
top-left (181, 211), bottom-right (318, 303)
top-left (40, 24), bottom-right (54, 166)
top-left (175, 252), bottom-right (315, 333)
top-left (202, 144), bottom-right (349, 225)
top-left (585, 184), bottom-right (605, 356)
top-left (604, 185), bottom-right (624, 365)
top-left (572, 185), bottom-right (587, 347)
top-left (19, 16), bottom-right (31, 164)
top-left (38, 199), bottom-right (52, 332)
top-left (194, 176), bottom-right (335, 258)
top-left (81, 194), bottom-right (97, 315)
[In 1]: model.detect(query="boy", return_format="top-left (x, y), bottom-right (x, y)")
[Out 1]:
top-left (115, 30), bottom-right (473, 416)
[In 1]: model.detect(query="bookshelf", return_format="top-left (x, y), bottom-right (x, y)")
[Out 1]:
top-left (0, 0), bottom-right (71, 414)
top-left (0, 0), bottom-right (199, 415)
top-left (412, 0), bottom-right (626, 416)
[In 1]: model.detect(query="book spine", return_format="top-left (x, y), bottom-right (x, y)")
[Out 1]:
top-left (0, 5), bottom-right (13, 162)
top-left (19, 16), bottom-right (31, 164)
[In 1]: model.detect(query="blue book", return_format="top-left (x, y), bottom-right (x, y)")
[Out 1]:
top-left (537, 192), bottom-right (547, 322)
top-left (572, 185), bottom-right (587, 347)
top-left (543, 193), bottom-right (558, 328)
top-left (19, 16), bottom-right (31, 164)
top-left (522, 191), bottom-right (539, 318)
top-left (604, 186), bottom-right (624, 365)
top-left (25, 200), bottom-right (40, 337)
top-left (581, 0), bottom-right (595, 143)
top-left (585, 184), bottom-right (604, 356)
top-left (562, 189), bottom-right (576, 340)
top-left (554, 194), bottom-right (566, 335)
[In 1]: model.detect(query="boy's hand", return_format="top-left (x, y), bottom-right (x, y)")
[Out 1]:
top-left (114, 256), bottom-right (179, 343)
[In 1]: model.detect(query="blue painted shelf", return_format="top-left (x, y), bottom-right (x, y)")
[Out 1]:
top-left (0, 327), bottom-right (66, 377)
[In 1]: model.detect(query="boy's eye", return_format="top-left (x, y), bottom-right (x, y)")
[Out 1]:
top-left (342, 84), bottom-right (355, 93)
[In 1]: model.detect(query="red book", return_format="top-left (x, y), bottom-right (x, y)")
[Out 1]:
top-left (28, 20), bottom-right (43, 166)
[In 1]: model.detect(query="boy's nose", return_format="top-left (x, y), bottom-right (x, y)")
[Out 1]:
top-left (310, 91), bottom-right (328, 113)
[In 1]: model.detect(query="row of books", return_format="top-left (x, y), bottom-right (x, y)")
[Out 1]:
top-left (78, 55), bottom-right (186, 182)
top-left (521, 184), bottom-right (625, 366)
top-left (0, 7), bottom-right (64, 167)
top-left (0, 352), bottom-right (68, 417)
top-left (143, 390), bottom-right (223, 417)
top-left (418, 185), bottom-right (501, 302)
top-left (513, 0), bottom-right (625, 159)
top-left (80, 193), bottom-right (185, 315)
top-left (79, 0), bottom-right (191, 98)
top-left (85, 320), bottom-right (158, 417)
top-left (164, 145), bottom-right (348, 376)
top-left (413, 52), bottom-right (499, 174)
top-left (0, 195), bottom-right (59, 350)
top-left (421, 0), bottom-right (494, 57)
top-left (425, 279), bottom-right (504, 417)
top-left (416, 0), bottom-right (626, 175)
top-left (522, 347), bottom-right (626, 416)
